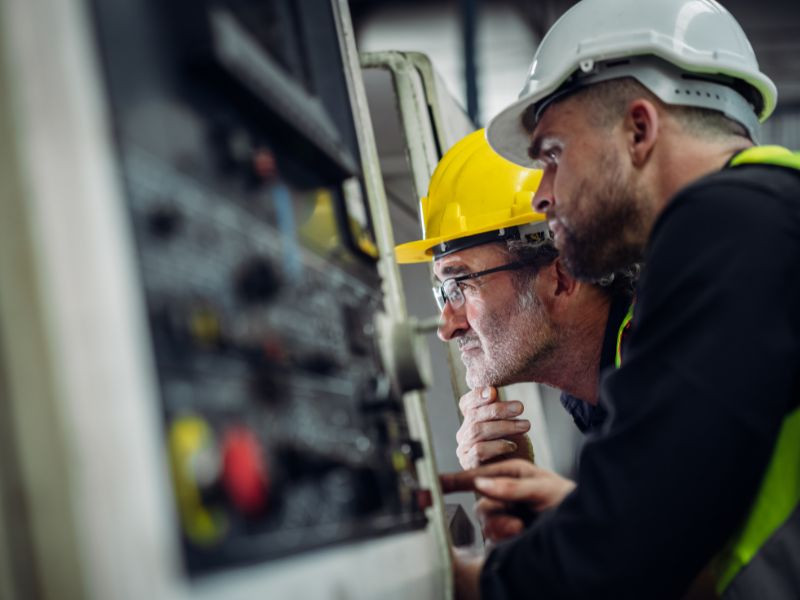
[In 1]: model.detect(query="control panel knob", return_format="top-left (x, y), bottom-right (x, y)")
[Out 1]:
top-left (235, 257), bottom-right (279, 304)
top-left (167, 416), bottom-right (226, 545)
top-left (222, 427), bottom-right (270, 516)
top-left (147, 205), bottom-right (182, 239)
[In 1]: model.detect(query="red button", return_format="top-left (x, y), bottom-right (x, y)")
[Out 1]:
top-left (222, 428), bottom-right (269, 516)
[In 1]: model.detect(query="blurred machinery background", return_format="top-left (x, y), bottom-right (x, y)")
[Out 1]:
top-left (0, 0), bottom-right (452, 598)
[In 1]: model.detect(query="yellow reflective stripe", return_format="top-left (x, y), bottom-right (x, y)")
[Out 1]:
top-left (712, 146), bottom-right (800, 593)
top-left (714, 407), bottom-right (800, 594)
top-left (730, 145), bottom-right (800, 170)
top-left (614, 302), bottom-right (635, 369)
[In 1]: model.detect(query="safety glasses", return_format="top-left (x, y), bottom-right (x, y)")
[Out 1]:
top-left (432, 262), bottom-right (525, 311)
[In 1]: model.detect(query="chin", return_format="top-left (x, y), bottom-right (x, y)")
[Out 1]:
top-left (466, 370), bottom-right (508, 390)
top-left (465, 370), bottom-right (487, 390)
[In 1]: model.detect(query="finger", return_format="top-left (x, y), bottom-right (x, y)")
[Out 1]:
top-left (456, 417), bottom-right (524, 446)
top-left (459, 439), bottom-right (519, 469)
top-left (440, 470), bottom-right (480, 494)
top-left (474, 497), bottom-right (507, 518)
top-left (476, 498), bottom-right (528, 542)
top-left (474, 475), bottom-right (550, 502)
top-left (482, 514), bottom-right (525, 543)
top-left (472, 400), bottom-right (524, 423)
top-left (458, 386), bottom-right (497, 413)
top-left (462, 419), bottom-right (530, 445)
top-left (439, 459), bottom-right (539, 493)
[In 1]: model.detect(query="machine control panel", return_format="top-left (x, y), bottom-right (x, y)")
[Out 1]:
top-left (90, 0), bottom-right (427, 574)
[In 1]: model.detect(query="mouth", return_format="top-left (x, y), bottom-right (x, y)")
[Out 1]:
top-left (457, 337), bottom-right (481, 356)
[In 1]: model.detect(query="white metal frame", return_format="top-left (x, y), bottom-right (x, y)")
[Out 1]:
top-left (334, 1), bottom-right (453, 596)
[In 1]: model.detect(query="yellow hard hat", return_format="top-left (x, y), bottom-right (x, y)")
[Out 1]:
top-left (394, 129), bottom-right (546, 264)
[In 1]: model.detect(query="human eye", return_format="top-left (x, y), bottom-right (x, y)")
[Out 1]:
top-left (533, 138), bottom-right (561, 169)
top-left (459, 280), bottom-right (480, 295)
top-left (541, 144), bottom-right (560, 168)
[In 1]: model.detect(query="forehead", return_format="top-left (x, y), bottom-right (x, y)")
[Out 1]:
top-left (432, 243), bottom-right (507, 280)
top-left (530, 96), bottom-right (586, 144)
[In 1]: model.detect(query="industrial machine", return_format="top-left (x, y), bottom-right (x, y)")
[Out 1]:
top-left (0, 0), bottom-right (451, 598)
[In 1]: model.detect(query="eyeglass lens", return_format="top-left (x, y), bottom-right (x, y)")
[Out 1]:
top-left (433, 278), bottom-right (465, 312)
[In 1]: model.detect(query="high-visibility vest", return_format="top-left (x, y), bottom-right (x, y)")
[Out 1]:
top-left (614, 146), bottom-right (800, 600)
top-left (613, 146), bottom-right (800, 598)
top-left (614, 301), bottom-right (635, 369)
top-left (710, 146), bottom-right (800, 599)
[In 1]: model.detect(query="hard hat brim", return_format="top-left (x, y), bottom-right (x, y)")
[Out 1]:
top-left (486, 99), bottom-right (540, 168)
top-left (395, 212), bottom-right (546, 264)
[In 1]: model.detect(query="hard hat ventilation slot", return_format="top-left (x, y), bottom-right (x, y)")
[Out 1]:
top-left (675, 87), bottom-right (721, 100)
top-left (681, 72), bottom-right (763, 115)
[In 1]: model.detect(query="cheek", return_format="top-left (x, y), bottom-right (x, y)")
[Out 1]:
top-left (470, 297), bottom-right (512, 342)
top-left (465, 294), bottom-right (503, 338)
top-left (464, 297), bottom-right (487, 329)
top-left (553, 157), bottom-right (588, 217)
top-left (551, 163), bottom-right (573, 204)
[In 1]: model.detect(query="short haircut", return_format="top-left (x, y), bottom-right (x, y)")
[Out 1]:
top-left (523, 77), bottom-right (748, 140)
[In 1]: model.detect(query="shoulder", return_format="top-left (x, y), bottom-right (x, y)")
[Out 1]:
top-left (646, 163), bottom-right (800, 267)
top-left (653, 163), bottom-right (800, 242)
top-left (638, 163), bottom-right (800, 314)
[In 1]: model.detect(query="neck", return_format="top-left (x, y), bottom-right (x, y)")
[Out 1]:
top-left (653, 130), bottom-right (752, 216)
top-left (536, 294), bottom-right (610, 405)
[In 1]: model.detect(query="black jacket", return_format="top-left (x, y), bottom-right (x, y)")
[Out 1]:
top-left (481, 162), bottom-right (800, 599)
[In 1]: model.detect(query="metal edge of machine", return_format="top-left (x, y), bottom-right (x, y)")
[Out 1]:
top-left (334, 3), bottom-right (454, 598)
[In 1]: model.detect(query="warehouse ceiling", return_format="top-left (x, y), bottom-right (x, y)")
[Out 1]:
top-left (350, 0), bottom-right (800, 109)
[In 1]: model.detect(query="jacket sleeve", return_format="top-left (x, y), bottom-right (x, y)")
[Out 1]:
top-left (481, 175), bottom-right (800, 599)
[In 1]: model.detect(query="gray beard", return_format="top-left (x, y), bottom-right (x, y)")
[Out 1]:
top-left (461, 293), bottom-right (557, 389)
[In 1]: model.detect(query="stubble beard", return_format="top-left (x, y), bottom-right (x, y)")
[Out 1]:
top-left (462, 293), bottom-right (557, 389)
top-left (559, 152), bottom-right (647, 281)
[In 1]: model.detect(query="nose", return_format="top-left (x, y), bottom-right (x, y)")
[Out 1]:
top-left (436, 300), bottom-right (469, 342)
top-left (532, 171), bottom-right (554, 214)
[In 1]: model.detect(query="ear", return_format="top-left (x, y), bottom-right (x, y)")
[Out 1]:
top-left (624, 99), bottom-right (659, 167)
top-left (552, 259), bottom-right (578, 297)
top-left (534, 259), bottom-right (578, 311)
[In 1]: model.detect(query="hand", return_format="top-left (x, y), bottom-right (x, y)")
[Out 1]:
top-left (441, 459), bottom-right (576, 543)
top-left (456, 386), bottom-right (532, 469)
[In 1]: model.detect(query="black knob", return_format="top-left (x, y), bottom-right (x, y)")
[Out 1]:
top-left (400, 439), bottom-right (425, 461)
top-left (147, 206), bottom-right (182, 239)
top-left (235, 257), bottom-right (279, 304)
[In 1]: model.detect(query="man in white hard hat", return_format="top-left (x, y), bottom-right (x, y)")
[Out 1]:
top-left (442, 1), bottom-right (800, 599)
top-left (395, 129), bottom-right (637, 520)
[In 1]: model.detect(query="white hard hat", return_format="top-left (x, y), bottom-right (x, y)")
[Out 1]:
top-left (486, 0), bottom-right (778, 167)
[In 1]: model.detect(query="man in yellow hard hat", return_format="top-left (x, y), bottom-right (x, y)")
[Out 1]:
top-left (395, 129), bottom-right (636, 514)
